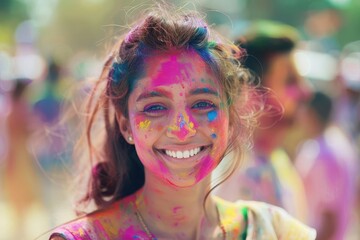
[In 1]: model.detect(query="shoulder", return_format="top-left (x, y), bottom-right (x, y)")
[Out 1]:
top-left (49, 215), bottom-right (94, 240)
top-left (49, 198), bottom-right (141, 240)
top-left (242, 201), bottom-right (317, 239)
top-left (214, 197), bottom-right (316, 239)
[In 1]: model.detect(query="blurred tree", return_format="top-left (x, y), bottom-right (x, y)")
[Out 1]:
top-left (243, 0), bottom-right (358, 50)
top-left (37, 0), bottom-right (152, 61)
top-left (337, 0), bottom-right (360, 47)
top-left (0, 0), bottom-right (11, 11)
top-left (0, 0), bottom-right (28, 47)
top-left (30, 0), bottom-right (360, 61)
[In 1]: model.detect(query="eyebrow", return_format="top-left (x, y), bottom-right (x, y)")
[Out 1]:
top-left (136, 90), bottom-right (173, 102)
top-left (136, 87), bottom-right (220, 102)
top-left (189, 88), bottom-right (219, 97)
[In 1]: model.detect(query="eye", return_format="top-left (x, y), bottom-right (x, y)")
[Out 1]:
top-left (192, 101), bottom-right (216, 110)
top-left (143, 104), bottom-right (167, 116)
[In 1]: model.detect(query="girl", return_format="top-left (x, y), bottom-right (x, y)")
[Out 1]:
top-left (50, 7), bottom-right (316, 240)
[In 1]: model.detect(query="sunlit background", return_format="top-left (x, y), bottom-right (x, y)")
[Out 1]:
top-left (0, 0), bottom-right (359, 239)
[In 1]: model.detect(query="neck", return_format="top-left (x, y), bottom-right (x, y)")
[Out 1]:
top-left (134, 170), bottom-right (219, 239)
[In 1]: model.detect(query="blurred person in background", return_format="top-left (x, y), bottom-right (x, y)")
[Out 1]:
top-left (32, 58), bottom-right (68, 171)
top-left (2, 78), bottom-right (46, 239)
top-left (0, 83), bottom-right (9, 167)
top-left (333, 40), bottom-right (360, 239)
top-left (281, 1), bottom-right (344, 160)
top-left (335, 41), bottom-right (360, 150)
top-left (295, 91), bottom-right (357, 240)
top-left (303, 1), bottom-right (343, 55)
top-left (33, 58), bottom-right (62, 125)
top-left (214, 20), bottom-right (310, 222)
top-left (30, 57), bottom-right (76, 231)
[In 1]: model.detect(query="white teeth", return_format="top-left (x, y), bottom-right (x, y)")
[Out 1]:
top-left (176, 151), bottom-right (183, 158)
top-left (183, 150), bottom-right (190, 158)
top-left (165, 147), bottom-right (201, 159)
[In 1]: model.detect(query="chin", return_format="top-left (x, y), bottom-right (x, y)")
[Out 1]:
top-left (164, 174), bottom-right (201, 188)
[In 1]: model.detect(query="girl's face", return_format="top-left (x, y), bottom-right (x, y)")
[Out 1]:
top-left (124, 50), bottom-right (230, 187)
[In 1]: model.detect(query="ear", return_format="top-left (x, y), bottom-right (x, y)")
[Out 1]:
top-left (116, 112), bottom-right (134, 145)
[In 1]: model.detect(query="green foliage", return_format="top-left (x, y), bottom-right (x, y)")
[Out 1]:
top-left (2, 0), bottom-right (359, 58)
top-left (336, 0), bottom-right (360, 47)
top-left (0, 0), bottom-right (28, 47)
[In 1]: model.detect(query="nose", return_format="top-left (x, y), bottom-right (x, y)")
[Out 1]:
top-left (167, 112), bottom-right (196, 141)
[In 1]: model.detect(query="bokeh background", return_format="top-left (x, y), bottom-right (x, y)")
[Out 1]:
top-left (0, 0), bottom-right (359, 239)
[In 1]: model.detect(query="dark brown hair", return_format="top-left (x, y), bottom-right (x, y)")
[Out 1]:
top-left (236, 20), bottom-right (299, 82)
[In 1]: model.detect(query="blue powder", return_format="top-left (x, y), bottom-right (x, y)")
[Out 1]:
top-left (207, 110), bottom-right (217, 122)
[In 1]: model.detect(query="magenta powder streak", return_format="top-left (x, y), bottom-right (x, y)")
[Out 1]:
top-left (196, 155), bottom-right (215, 182)
top-left (150, 54), bottom-right (194, 87)
top-left (123, 226), bottom-right (146, 239)
top-left (173, 206), bottom-right (183, 214)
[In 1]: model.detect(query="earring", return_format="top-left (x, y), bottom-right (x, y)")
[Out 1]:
top-left (128, 136), bottom-right (133, 142)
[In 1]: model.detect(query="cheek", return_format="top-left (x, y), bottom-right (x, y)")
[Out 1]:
top-left (206, 110), bottom-right (229, 141)
top-left (196, 111), bottom-right (229, 181)
top-left (196, 155), bottom-right (216, 182)
top-left (131, 116), bottom-right (155, 158)
top-left (132, 116), bottom-right (151, 139)
top-left (132, 117), bottom-right (167, 172)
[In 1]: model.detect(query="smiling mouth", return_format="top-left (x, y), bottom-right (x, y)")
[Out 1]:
top-left (158, 146), bottom-right (209, 159)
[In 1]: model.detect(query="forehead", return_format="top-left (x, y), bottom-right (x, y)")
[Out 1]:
top-left (136, 49), bottom-right (219, 88)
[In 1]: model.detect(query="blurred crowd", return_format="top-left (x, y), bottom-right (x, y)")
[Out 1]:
top-left (0, 20), bottom-right (99, 239)
top-left (0, 1), bottom-right (360, 240)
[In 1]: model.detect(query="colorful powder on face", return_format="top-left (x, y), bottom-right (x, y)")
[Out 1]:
top-left (173, 206), bottom-right (182, 214)
top-left (211, 133), bottom-right (217, 139)
top-left (168, 113), bottom-right (196, 141)
top-left (207, 110), bottom-right (217, 122)
top-left (203, 87), bottom-right (209, 92)
top-left (195, 155), bottom-right (215, 182)
top-left (149, 54), bottom-right (194, 87)
top-left (199, 78), bottom-right (217, 87)
top-left (179, 114), bottom-right (185, 128)
top-left (138, 119), bottom-right (151, 130)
